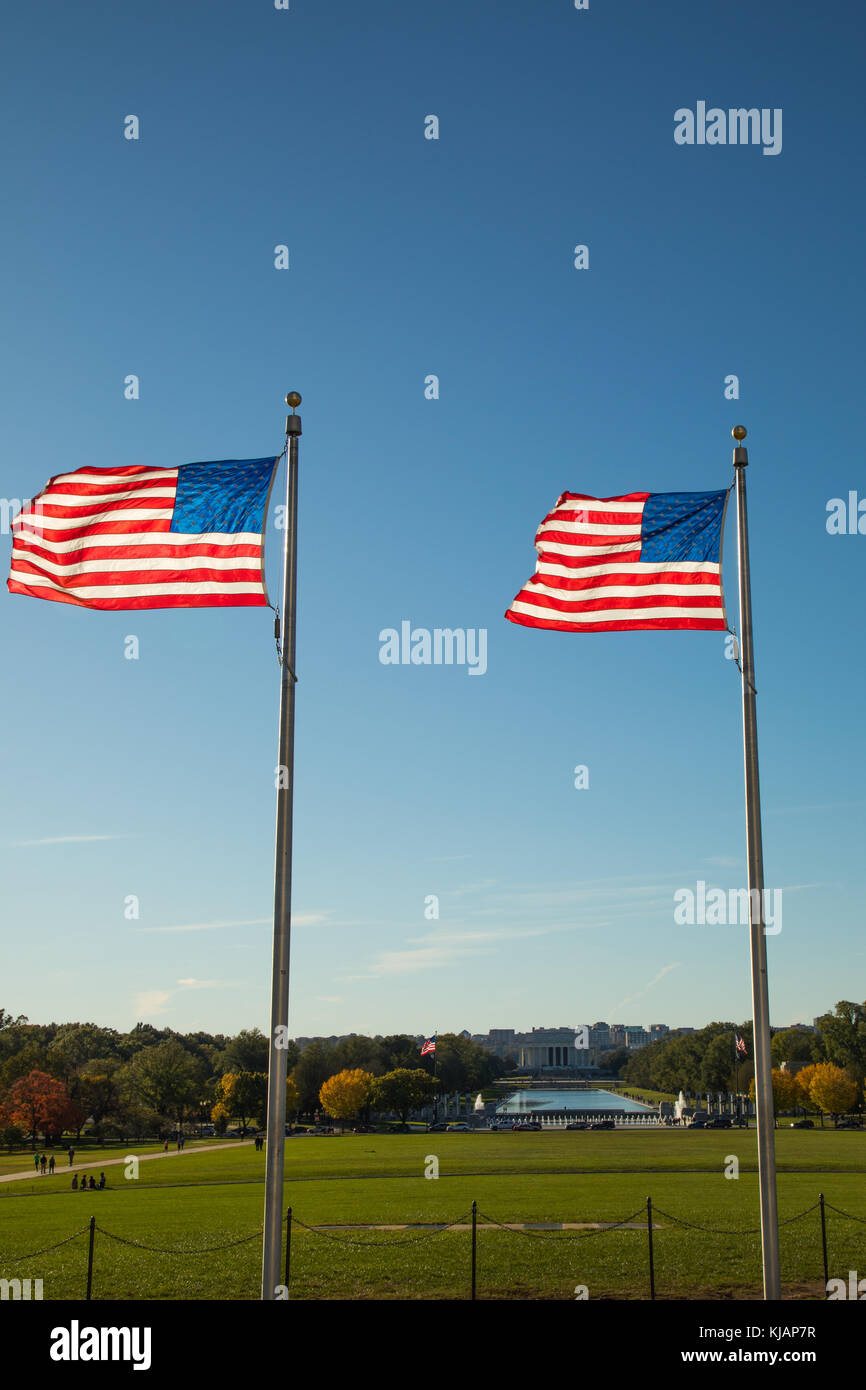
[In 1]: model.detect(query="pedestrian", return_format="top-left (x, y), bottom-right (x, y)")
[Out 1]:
top-left (98, 1172), bottom-right (106, 1190)
top-left (48, 1155), bottom-right (55, 1174)
top-left (40, 1154), bottom-right (47, 1174)
top-left (163, 1140), bottom-right (168, 1153)
top-left (71, 1175), bottom-right (78, 1190)
top-left (68, 1146), bottom-right (74, 1165)
top-left (34, 1153), bottom-right (40, 1172)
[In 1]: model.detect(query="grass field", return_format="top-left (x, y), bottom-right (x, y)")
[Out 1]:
top-left (1, 1131), bottom-right (863, 1300)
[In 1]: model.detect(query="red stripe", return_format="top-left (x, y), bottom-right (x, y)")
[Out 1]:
top-left (535, 570), bottom-right (722, 591)
top-left (505, 609), bottom-right (726, 633)
top-left (10, 559), bottom-right (264, 587)
top-left (7, 579), bottom-right (267, 610)
top-left (13, 539), bottom-right (262, 565)
top-left (513, 588), bottom-right (723, 614)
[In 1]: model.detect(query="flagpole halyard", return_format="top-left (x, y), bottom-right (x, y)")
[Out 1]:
top-left (261, 391), bottom-right (302, 1300)
top-left (732, 424), bottom-right (781, 1300)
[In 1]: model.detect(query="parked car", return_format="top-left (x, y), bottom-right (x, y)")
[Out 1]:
top-left (836, 1120), bottom-right (861, 1130)
top-left (791, 1119), bottom-right (814, 1129)
top-left (446, 1123), bottom-right (471, 1132)
top-left (705, 1117), bottom-right (732, 1128)
top-left (589, 1120), bottom-right (615, 1130)
top-left (428, 1122), bottom-right (450, 1132)
top-left (566, 1122), bottom-right (587, 1131)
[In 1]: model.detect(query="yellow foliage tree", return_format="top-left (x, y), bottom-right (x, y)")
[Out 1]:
top-left (749, 1068), bottom-right (799, 1124)
top-left (794, 1064), bottom-right (823, 1114)
top-left (319, 1069), bottom-right (374, 1127)
top-left (807, 1063), bottom-right (858, 1121)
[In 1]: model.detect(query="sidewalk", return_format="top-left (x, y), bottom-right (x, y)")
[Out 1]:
top-left (0, 1138), bottom-right (254, 1184)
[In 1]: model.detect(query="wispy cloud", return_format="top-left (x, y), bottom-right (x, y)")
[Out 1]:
top-left (610, 962), bottom-right (682, 1013)
top-left (10, 834), bottom-right (131, 848)
top-left (137, 910), bottom-right (332, 935)
top-left (134, 989), bottom-right (172, 1017)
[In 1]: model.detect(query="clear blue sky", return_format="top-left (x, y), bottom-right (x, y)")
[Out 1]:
top-left (1, 0), bottom-right (864, 1040)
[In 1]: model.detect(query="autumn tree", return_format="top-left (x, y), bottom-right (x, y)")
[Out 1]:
top-left (319, 1069), bottom-right (374, 1129)
top-left (6, 1070), bottom-right (82, 1143)
top-left (212, 1071), bottom-right (266, 1133)
top-left (807, 1063), bottom-right (859, 1123)
top-left (370, 1069), bottom-right (437, 1125)
top-left (749, 1069), bottom-right (799, 1125)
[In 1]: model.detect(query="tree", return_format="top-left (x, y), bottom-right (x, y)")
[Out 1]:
top-left (600, 1047), bottom-right (630, 1078)
top-left (815, 1002), bottom-right (866, 1084)
top-left (770, 1028), bottom-right (818, 1069)
top-left (749, 1069), bottom-right (799, 1124)
top-left (370, 1069), bottom-right (437, 1125)
top-left (291, 1041), bottom-right (337, 1113)
top-left (807, 1063), bottom-right (859, 1123)
top-left (217, 1028), bottom-right (274, 1076)
top-left (6, 1070), bottom-right (82, 1143)
top-left (212, 1072), bottom-right (267, 1133)
top-left (319, 1069), bottom-right (374, 1128)
top-left (700, 1034), bottom-right (737, 1093)
top-left (432, 1035), bottom-right (502, 1091)
top-left (118, 1040), bottom-right (205, 1128)
top-left (0, 1009), bottom-right (28, 1031)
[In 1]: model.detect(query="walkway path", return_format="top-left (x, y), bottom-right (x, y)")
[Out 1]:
top-left (0, 1139), bottom-right (254, 1185)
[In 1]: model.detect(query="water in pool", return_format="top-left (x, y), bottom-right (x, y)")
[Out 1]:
top-left (496, 1089), bottom-right (653, 1115)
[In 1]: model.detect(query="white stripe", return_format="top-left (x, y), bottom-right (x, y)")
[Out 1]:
top-left (53, 470), bottom-right (178, 486)
top-left (10, 572), bottom-right (264, 598)
top-left (538, 540), bottom-right (643, 558)
top-left (39, 488), bottom-right (177, 506)
top-left (12, 528), bottom-right (263, 552)
top-left (536, 560), bottom-right (721, 579)
top-left (539, 519), bottom-right (642, 536)
top-left (15, 508), bottom-right (174, 530)
top-left (554, 498), bottom-right (646, 515)
top-left (509, 598), bottom-right (722, 623)
top-left (14, 553), bottom-right (263, 577)
top-left (526, 581), bottom-right (722, 603)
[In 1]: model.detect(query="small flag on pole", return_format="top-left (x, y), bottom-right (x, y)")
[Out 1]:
top-left (7, 457), bottom-right (278, 611)
top-left (505, 489), bottom-right (729, 632)
top-left (735, 1034), bottom-right (748, 1057)
top-left (420, 1036), bottom-right (437, 1056)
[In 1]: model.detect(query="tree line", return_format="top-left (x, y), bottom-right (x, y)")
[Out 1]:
top-left (0, 1012), bottom-right (506, 1145)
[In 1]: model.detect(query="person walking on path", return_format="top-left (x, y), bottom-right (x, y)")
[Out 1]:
top-left (40, 1154), bottom-right (47, 1174)
top-left (34, 1153), bottom-right (40, 1173)
top-left (48, 1155), bottom-right (55, 1174)
top-left (163, 1140), bottom-right (169, 1153)
top-left (67, 1146), bottom-right (75, 1165)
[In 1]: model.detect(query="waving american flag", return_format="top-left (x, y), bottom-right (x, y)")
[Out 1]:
top-left (506, 489), bottom-right (729, 633)
top-left (7, 456), bottom-right (278, 611)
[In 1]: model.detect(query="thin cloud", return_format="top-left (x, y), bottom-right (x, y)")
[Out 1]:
top-left (10, 834), bottom-right (131, 848)
top-left (134, 989), bottom-right (172, 1017)
top-left (610, 962), bottom-right (683, 1013)
top-left (137, 918), bottom-right (271, 934)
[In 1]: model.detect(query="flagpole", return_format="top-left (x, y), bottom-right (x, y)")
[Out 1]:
top-left (261, 390), bottom-right (302, 1300)
top-left (732, 424), bottom-right (781, 1300)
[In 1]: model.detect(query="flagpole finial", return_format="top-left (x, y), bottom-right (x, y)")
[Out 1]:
top-left (732, 424), bottom-right (748, 467)
top-left (285, 391), bottom-right (302, 438)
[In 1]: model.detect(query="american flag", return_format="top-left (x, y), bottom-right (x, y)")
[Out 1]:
top-left (7, 456), bottom-right (278, 611)
top-left (420, 1036), bottom-right (436, 1056)
top-left (505, 489), bottom-right (729, 632)
top-left (735, 1034), bottom-right (748, 1057)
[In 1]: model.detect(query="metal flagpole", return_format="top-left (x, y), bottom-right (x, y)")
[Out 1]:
top-left (261, 390), bottom-right (302, 1300)
top-left (732, 424), bottom-right (781, 1300)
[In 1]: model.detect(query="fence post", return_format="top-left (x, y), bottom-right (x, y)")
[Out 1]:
top-left (471, 1200), bottom-right (477, 1301)
top-left (285, 1207), bottom-right (292, 1297)
top-left (819, 1192), bottom-right (828, 1297)
top-left (646, 1197), bottom-right (655, 1301)
top-left (85, 1216), bottom-right (96, 1301)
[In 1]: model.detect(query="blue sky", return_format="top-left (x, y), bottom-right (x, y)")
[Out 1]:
top-left (1, 0), bottom-right (864, 1040)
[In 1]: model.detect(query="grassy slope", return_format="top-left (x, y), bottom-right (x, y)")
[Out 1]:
top-left (1, 1132), bottom-right (863, 1300)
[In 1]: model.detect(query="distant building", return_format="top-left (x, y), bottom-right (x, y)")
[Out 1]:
top-left (515, 1026), bottom-right (595, 1073)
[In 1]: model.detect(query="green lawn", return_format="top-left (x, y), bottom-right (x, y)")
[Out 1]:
top-left (1, 1131), bottom-right (863, 1300)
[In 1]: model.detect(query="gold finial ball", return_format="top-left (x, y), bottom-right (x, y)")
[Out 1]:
top-left (732, 425), bottom-right (747, 442)
top-left (285, 391), bottom-right (302, 410)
